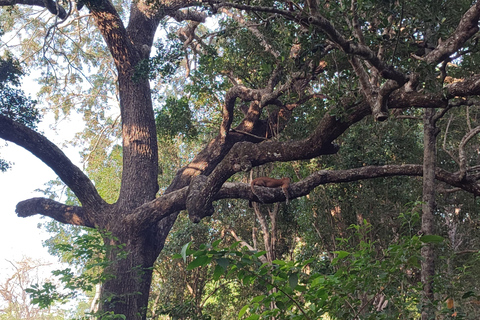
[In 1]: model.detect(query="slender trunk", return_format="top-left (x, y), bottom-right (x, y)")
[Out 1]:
top-left (421, 108), bottom-right (437, 320)
top-left (253, 203), bottom-right (279, 320)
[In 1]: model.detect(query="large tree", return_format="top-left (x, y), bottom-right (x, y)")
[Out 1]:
top-left (2, 0), bottom-right (480, 318)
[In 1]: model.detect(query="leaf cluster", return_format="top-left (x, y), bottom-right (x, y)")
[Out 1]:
top-left (177, 224), bottom-right (428, 320)
top-left (155, 96), bottom-right (198, 141)
top-left (26, 230), bottom-right (127, 312)
top-left (0, 56), bottom-right (40, 128)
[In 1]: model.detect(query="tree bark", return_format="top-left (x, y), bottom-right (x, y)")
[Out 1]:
top-left (421, 108), bottom-right (437, 320)
top-left (3, 1), bottom-right (480, 319)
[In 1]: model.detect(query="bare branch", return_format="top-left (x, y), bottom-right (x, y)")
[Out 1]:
top-left (388, 74), bottom-right (480, 109)
top-left (169, 8), bottom-right (207, 22)
top-left (442, 115), bottom-right (460, 165)
top-left (220, 85), bottom-right (264, 138)
top-left (458, 125), bottom-right (480, 180)
top-left (423, 2), bottom-right (480, 64)
top-left (216, 164), bottom-right (480, 204)
top-left (445, 74), bottom-right (480, 98)
top-left (16, 197), bottom-right (95, 227)
top-left (0, 0), bottom-right (68, 19)
top-left (43, 0), bottom-right (69, 19)
top-left (123, 187), bottom-right (189, 231)
top-left (226, 228), bottom-right (268, 263)
top-left (220, 7), bottom-right (280, 58)
top-left (0, 115), bottom-right (105, 211)
top-left (374, 79), bottom-right (402, 121)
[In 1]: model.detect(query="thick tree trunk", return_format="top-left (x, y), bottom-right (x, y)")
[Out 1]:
top-left (99, 240), bottom-right (156, 319)
top-left (96, 207), bottom-right (166, 320)
top-left (421, 108), bottom-right (437, 320)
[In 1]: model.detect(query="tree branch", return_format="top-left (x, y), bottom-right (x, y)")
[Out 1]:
top-left (388, 74), bottom-right (480, 109)
top-left (169, 8), bottom-right (207, 23)
top-left (0, 0), bottom-right (68, 19)
top-left (423, 2), bottom-right (480, 64)
top-left (0, 115), bottom-right (105, 212)
top-left (127, 158), bottom-right (480, 229)
top-left (458, 125), bottom-right (480, 180)
top-left (185, 102), bottom-right (370, 221)
top-left (216, 164), bottom-right (480, 203)
top-left (16, 197), bottom-right (95, 227)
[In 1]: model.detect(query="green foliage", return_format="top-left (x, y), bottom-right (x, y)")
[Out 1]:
top-left (77, 311), bottom-right (127, 320)
top-left (178, 224), bottom-right (426, 320)
top-left (155, 300), bottom-right (212, 320)
top-left (26, 230), bottom-right (126, 313)
top-left (0, 55), bottom-right (40, 171)
top-left (0, 57), bottom-right (39, 125)
top-left (134, 38), bottom-right (184, 81)
top-left (155, 96), bottom-right (198, 140)
top-left (25, 282), bottom-right (72, 309)
top-left (85, 144), bottom-right (123, 204)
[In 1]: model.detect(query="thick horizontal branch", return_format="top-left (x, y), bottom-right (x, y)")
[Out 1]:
top-left (123, 187), bottom-right (189, 232)
top-left (16, 197), bottom-right (95, 228)
top-left (184, 101), bottom-right (370, 221)
top-left (0, 0), bottom-right (68, 19)
top-left (389, 73), bottom-right (480, 109)
top-left (0, 115), bottom-right (105, 212)
top-left (216, 164), bottom-right (480, 204)
top-left (127, 161), bottom-right (480, 230)
top-left (169, 8), bottom-right (207, 22)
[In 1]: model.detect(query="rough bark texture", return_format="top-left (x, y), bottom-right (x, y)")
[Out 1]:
top-left (421, 108), bottom-right (437, 320)
top-left (2, 1), bottom-right (480, 319)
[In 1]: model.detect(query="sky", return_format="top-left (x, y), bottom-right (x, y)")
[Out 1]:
top-left (0, 92), bottom-right (84, 291)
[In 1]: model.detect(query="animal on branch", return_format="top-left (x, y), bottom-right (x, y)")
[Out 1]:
top-left (250, 177), bottom-right (291, 205)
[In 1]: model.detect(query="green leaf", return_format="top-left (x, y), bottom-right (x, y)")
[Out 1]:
top-left (462, 291), bottom-right (477, 299)
top-left (238, 305), bottom-right (249, 319)
top-left (420, 235), bottom-right (444, 243)
top-left (288, 273), bottom-right (299, 290)
top-left (230, 241), bottom-right (241, 250)
top-left (251, 295), bottom-right (265, 303)
top-left (171, 253), bottom-right (182, 260)
top-left (181, 242), bottom-right (191, 263)
top-left (212, 239), bottom-right (222, 248)
top-left (334, 251), bottom-right (350, 259)
top-left (253, 250), bottom-right (267, 258)
top-left (272, 260), bottom-right (286, 266)
top-left (213, 264), bottom-right (224, 281)
top-left (186, 255), bottom-right (210, 270)
top-left (217, 257), bottom-right (230, 270)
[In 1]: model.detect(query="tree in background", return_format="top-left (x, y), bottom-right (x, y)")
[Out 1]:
top-left (0, 258), bottom-right (68, 320)
top-left (1, 0), bottom-right (480, 319)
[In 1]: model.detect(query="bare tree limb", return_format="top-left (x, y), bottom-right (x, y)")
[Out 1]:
top-left (226, 228), bottom-right (268, 264)
top-left (169, 8), bottom-right (207, 23)
top-left (0, 0), bottom-right (68, 19)
top-left (16, 197), bottom-right (95, 227)
top-left (216, 164), bottom-right (480, 204)
top-left (0, 115), bottom-right (105, 212)
top-left (458, 125), bottom-right (480, 180)
top-left (423, 2), bottom-right (480, 64)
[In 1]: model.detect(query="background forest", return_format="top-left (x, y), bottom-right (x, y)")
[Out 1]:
top-left (1, 0), bottom-right (480, 319)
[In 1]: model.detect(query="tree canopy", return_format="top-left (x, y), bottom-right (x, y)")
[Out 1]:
top-left (1, 0), bottom-right (480, 319)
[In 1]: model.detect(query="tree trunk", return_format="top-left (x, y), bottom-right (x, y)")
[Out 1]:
top-left (421, 108), bottom-right (437, 320)
top-left (99, 241), bottom-right (155, 319)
